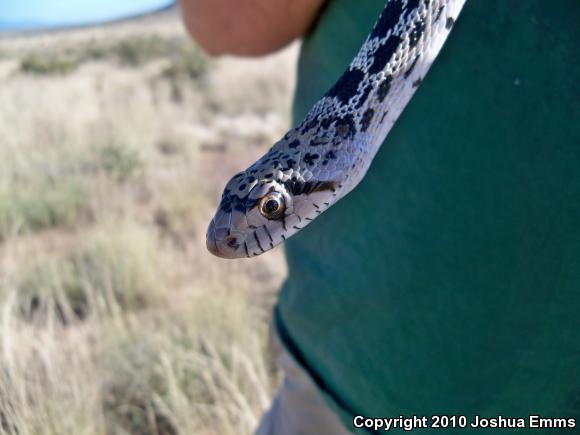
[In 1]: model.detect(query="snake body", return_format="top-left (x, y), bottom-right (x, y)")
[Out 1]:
top-left (207, 0), bottom-right (465, 258)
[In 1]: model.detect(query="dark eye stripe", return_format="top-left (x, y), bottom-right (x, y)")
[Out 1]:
top-left (283, 180), bottom-right (338, 196)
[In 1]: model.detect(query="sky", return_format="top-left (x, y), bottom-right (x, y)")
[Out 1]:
top-left (0, 0), bottom-right (175, 30)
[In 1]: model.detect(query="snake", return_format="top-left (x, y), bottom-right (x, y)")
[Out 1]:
top-left (207, 0), bottom-right (465, 258)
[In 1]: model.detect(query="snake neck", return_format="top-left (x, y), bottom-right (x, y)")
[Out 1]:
top-left (290, 0), bottom-right (462, 183)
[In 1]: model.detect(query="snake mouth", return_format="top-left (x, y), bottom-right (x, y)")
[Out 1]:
top-left (206, 234), bottom-right (220, 257)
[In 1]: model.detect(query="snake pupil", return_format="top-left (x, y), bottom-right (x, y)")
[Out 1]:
top-left (264, 199), bottom-right (279, 213)
top-left (259, 192), bottom-right (285, 219)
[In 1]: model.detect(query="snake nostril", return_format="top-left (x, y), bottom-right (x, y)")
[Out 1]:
top-left (226, 236), bottom-right (238, 248)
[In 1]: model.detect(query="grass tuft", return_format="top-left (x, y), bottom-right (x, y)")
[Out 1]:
top-left (0, 16), bottom-right (295, 435)
top-left (20, 51), bottom-right (80, 75)
top-left (0, 179), bottom-right (87, 240)
top-left (18, 34), bottom-right (208, 77)
top-left (16, 222), bottom-right (163, 322)
top-left (98, 143), bottom-right (142, 182)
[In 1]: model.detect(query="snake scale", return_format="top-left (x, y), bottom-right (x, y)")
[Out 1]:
top-left (207, 0), bottom-right (465, 258)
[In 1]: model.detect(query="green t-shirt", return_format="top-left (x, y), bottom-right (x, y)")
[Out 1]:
top-left (275, 0), bottom-right (580, 432)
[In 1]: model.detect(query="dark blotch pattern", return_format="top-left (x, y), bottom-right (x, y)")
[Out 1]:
top-left (324, 150), bottom-right (337, 160)
top-left (405, 0), bottom-right (421, 14)
top-left (370, 0), bottom-right (403, 39)
top-left (369, 35), bottom-right (401, 75)
top-left (377, 76), bottom-right (392, 102)
top-left (327, 68), bottom-right (365, 105)
top-left (288, 139), bottom-right (300, 148)
top-left (408, 19), bottom-right (425, 49)
top-left (335, 114), bottom-right (356, 139)
top-left (320, 117), bottom-right (333, 129)
top-left (303, 153), bottom-right (320, 166)
top-left (355, 83), bottom-right (373, 109)
top-left (219, 189), bottom-right (259, 214)
top-left (360, 108), bottom-right (375, 132)
top-left (283, 159), bottom-right (297, 171)
top-left (300, 117), bottom-right (320, 135)
top-left (446, 17), bottom-right (455, 29)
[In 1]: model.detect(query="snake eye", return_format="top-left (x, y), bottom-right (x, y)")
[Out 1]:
top-left (259, 192), bottom-right (285, 219)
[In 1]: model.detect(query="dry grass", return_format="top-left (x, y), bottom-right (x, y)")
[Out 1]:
top-left (0, 14), bottom-right (297, 435)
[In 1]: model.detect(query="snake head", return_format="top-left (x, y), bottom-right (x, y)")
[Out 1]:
top-left (206, 172), bottom-right (293, 258)
top-left (206, 166), bottom-right (340, 258)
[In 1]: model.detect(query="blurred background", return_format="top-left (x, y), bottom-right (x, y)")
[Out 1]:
top-left (0, 1), bottom-right (295, 433)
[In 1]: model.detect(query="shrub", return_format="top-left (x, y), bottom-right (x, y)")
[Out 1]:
top-left (98, 144), bottom-right (142, 182)
top-left (16, 222), bottom-right (163, 322)
top-left (0, 179), bottom-right (86, 240)
top-left (20, 52), bottom-right (80, 75)
top-left (18, 35), bottom-right (208, 78)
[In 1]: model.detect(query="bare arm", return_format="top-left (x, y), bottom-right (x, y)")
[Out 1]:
top-left (179, 0), bottom-right (326, 56)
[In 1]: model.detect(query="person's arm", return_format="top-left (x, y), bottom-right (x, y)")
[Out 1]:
top-left (179, 0), bottom-right (326, 56)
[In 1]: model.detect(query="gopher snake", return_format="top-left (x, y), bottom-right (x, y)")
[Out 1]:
top-left (207, 0), bottom-right (465, 258)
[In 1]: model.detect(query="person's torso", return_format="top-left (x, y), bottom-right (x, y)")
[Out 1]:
top-left (276, 0), bottom-right (580, 432)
